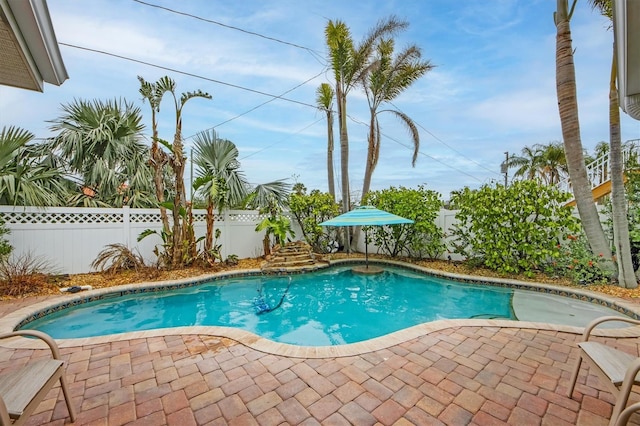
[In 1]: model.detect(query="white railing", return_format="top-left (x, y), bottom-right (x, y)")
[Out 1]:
top-left (557, 139), bottom-right (639, 196)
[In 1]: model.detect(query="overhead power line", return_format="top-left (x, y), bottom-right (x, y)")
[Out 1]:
top-left (239, 118), bottom-right (325, 161)
top-left (389, 102), bottom-right (501, 177)
top-left (131, 0), bottom-right (326, 63)
top-left (185, 69), bottom-right (326, 140)
top-left (59, 43), bottom-right (320, 110)
top-left (347, 115), bottom-right (484, 183)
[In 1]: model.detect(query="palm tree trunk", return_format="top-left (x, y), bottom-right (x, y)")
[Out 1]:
top-left (353, 111), bottom-right (378, 248)
top-left (326, 109), bottom-right (336, 201)
top-left (609, 51), bottom-right (637, 287)
top-left (337, 85), bottom-right (351, 253)
top-left (150, 108), bottom-right (170, 232)
top-left (555, 0), bottom-right (614, 275)
top-left (361, 111), bottom-right (377, 204)
top-left (171, 132), bottom-right (186, 267)
top-left (205, 201), bottom-right (214, 252)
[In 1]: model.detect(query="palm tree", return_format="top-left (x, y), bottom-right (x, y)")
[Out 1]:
top-left (316, 83), bottom-right (336, 201)
top-left (137, 76), bottom-right (211, 267)
top-left (554, 0), bottom-right (615, 276)
top-left (244, 180), bottom-right (291, 213)
top-left (46, 99), bottom-right (155, 207)
top-left (139, 76), bottom-right (173, 230)
top-left (538, 142), bottom-right (568, 185)
top-left (0, 126), bottom-right (69, 206)
top-left (192, 131), bottom-right (249, 255)
top-left (360, 38), bottom-right (433, 200)
top-left (588, 0), bottom-right (636, 287)
top-left (505, 145), bottom-right (543, 182)
top-left (325, 16), bottom-right (408, 252)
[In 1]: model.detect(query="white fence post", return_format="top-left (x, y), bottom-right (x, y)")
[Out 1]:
top-left (123, 206), bottom-right (130, 247)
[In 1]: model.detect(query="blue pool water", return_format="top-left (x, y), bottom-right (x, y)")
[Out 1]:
top-left (27, 266), bottom-right (519, 345)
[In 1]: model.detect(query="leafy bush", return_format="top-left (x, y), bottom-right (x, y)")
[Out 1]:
top-left (449, 180), bottom-right (580, 276)
top-left (0, 219), bottom-right (11, 260)
top-left (626, 166), bottom-right (640, 272)
top-left (362, 185), bottom-right (445, 259)
top-left (545, 234), bottom-right (609, 284)
top-left (289, 188), bottom-right (341, 253)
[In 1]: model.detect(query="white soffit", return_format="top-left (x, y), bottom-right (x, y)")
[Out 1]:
top-left (614, 0), bottom-right (640, 120)
top-left (0, 0), bottom-right (68, 92)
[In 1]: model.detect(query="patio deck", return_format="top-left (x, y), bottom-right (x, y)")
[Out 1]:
top-left (2, 297), bottom-right (640, 425)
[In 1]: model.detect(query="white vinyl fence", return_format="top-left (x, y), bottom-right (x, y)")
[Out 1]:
top-left (0, 206), bottom-right (459, 274)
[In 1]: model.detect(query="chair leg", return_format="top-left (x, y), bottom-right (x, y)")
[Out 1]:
top-left (568, 354), bottom-right (583, 398)
top-left (59, 374), bottom-right (76, 422)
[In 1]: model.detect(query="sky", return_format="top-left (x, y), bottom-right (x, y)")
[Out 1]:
top-left (1, 0), bottom-right (639, 201)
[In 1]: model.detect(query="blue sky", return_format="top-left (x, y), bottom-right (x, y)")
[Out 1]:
top-left (1, 0), bottom-right (639, 200)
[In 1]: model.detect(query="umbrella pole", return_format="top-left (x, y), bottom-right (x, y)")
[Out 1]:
top-left (365, 228), bottom-right (369, 269)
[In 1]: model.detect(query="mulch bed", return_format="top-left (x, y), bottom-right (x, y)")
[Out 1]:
top-left (1, 254), bottom-right (639, 302)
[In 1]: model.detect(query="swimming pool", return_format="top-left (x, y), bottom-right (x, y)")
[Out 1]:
top-left (23, 264), bottom-right (631, 346)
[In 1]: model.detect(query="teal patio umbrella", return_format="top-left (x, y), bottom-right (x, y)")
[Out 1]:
top-left (319, 206), bottom-right (414, 270)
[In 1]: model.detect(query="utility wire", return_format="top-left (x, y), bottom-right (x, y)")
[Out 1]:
top-left (59, 43), bottom-right (320, 110)
top-left (239, 118), bottom-right (324, 161)
top-left (347, 115), bottom-right (484, 182)
top-left (131, 0), bottom-right (326, 64)
top-left (185, 69), bottom-right (326, 140)
top-left (389, 102), bottom-right (502, 176)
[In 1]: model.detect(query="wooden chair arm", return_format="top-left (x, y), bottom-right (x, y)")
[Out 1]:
top-left (0, 394), bottom-right (12, 426)
top-left (582, 316), bottom-right (640, 341)
top-left (0, 330), bottom-right (62, 359)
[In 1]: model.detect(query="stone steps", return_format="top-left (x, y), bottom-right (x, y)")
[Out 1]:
top-left (261, 241), bottom-right (329, 273)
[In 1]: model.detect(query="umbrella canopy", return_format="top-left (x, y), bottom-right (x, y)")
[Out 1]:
top-left (319, 206), bottom-right (414, 227)
top-left (320, 206), bottom-right (414, 271)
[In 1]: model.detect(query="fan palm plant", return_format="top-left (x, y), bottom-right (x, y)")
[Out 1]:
top-left (46, 99), bottom-right (155, 207)
top-left (193, 131), bottom-right (249, 254)
top-left (0, 126), bottom-right (69, 206)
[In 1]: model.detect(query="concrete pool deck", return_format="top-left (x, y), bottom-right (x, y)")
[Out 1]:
top-left (1, 264), bottom-right (640, 424)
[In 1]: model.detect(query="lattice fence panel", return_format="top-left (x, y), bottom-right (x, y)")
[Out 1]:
top-left (0, 210), bottom-right (123, 224)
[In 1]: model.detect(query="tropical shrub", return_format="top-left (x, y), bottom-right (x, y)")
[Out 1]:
top-left (288, 187), bottom-right (340, 253)
top-left (362, 185), bottom-right (444, 259)
top-left (449, 180), bottom-right (580, 276)
top-left (626, 166), bottom-right (640, 273)
top-left (0, 219), bottom-right (11, 260)
top-left (545, 234), bottom-right (609, 284)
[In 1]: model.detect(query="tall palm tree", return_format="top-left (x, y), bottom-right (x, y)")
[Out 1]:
top-left (0, 126), bottom-right (69, 206)
top-left (360, 38), bottom-right (433, 200)
top-left (588, 0), bottom-right (636, 287)
top-left (139, 76), bottom-right (173, 230)
top-left (46, 99), bottom-right (155, 207)
top-left (193, 131), bottom-right (249, 253)
top-left (316, 83), bottom-right (336, 201)
top-left (325, 16), bottom-right (408, 252)
top-left (137, 76), bottom-right (211, 267)
top-left (554, 0), bottom-right (615, 276)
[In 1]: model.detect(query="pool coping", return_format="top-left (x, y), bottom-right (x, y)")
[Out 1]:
top-left (2, 259), bottom-right (640, 358)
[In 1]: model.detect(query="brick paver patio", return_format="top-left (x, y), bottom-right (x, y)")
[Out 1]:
top-left (3, 320), bottom-right (640, 425)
